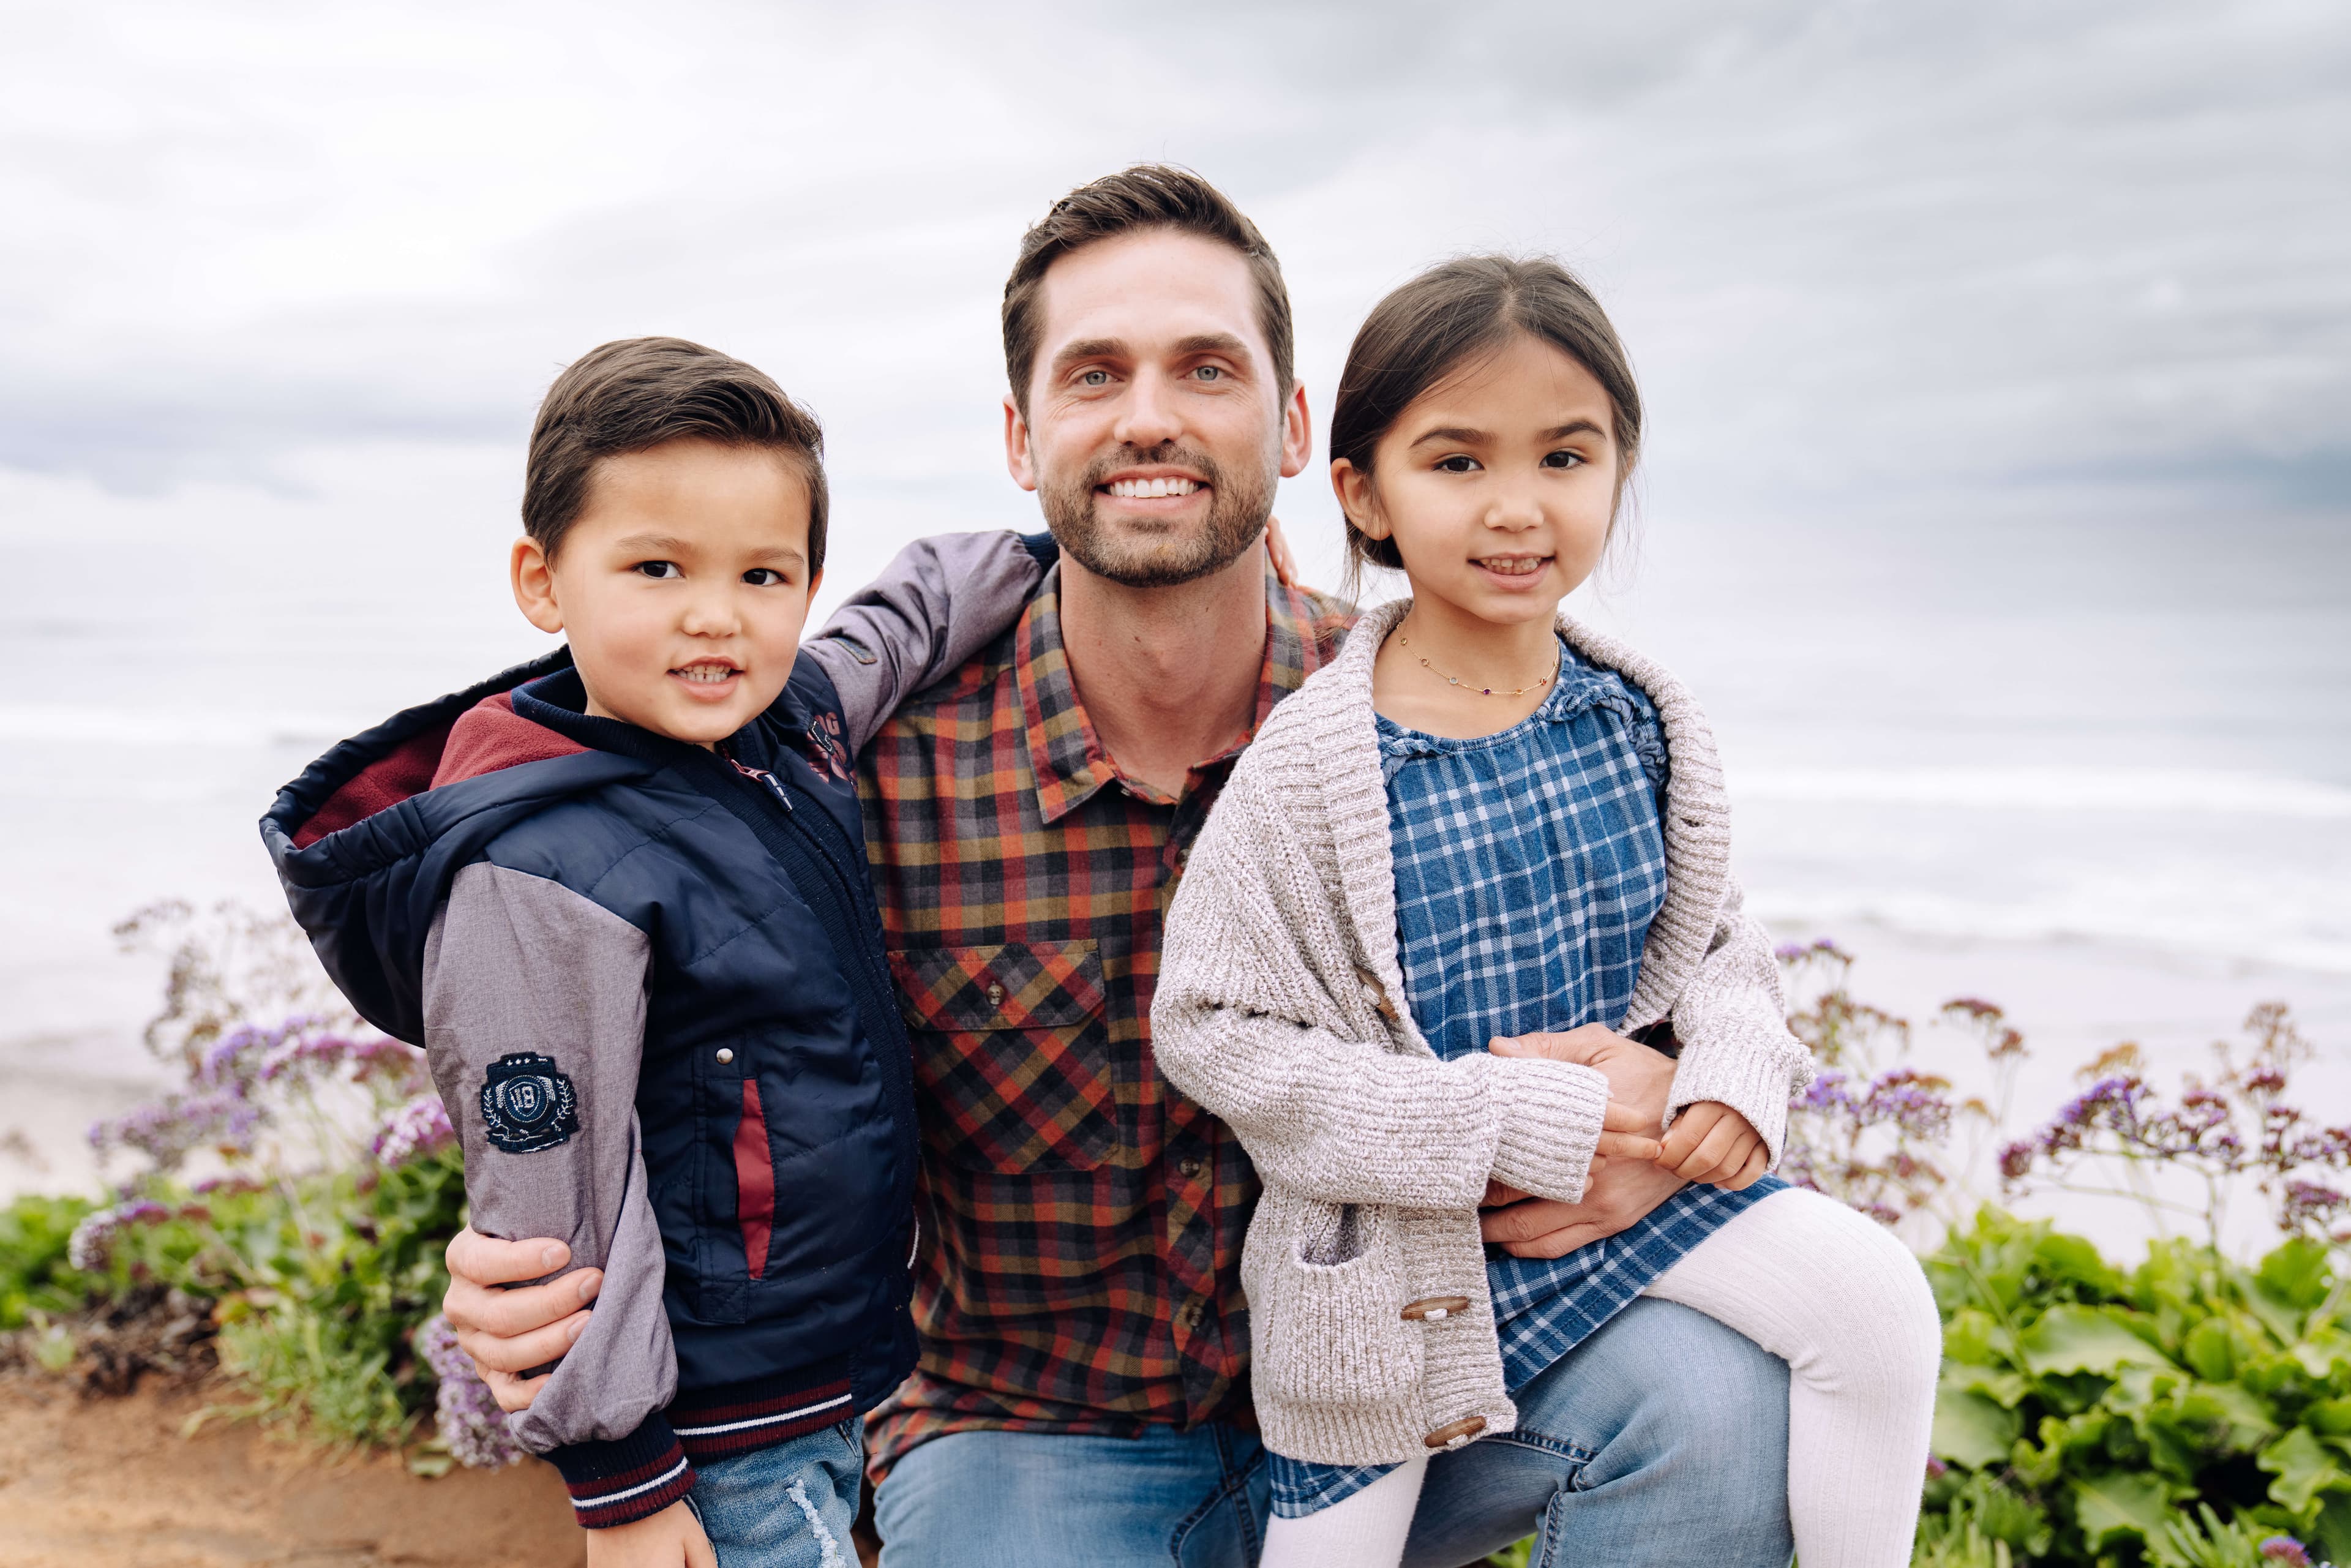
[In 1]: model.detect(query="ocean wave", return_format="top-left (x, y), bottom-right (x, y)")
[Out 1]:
top-left (1734, 765), bottom-right (2351, 820)
top-left (0, 707), bottom-right (362, 750)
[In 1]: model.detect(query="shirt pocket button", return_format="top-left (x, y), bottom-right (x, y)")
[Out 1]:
top-left (715, 1048), bottom-right (735, 1065)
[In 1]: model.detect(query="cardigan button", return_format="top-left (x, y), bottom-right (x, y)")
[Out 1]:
top-left (1400, 1296), bottom-right (1471, 1322)
top-left (1423, 1416), bottom-right (1487, 1449)
top-left (714, 1048), bottom-right (735, 1065)
top-left (1352, 964), bottom-right (1400, 1022)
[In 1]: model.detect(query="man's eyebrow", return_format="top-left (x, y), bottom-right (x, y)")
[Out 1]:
top-left (1049, 337), bottom-right (1127, 373)
top-left (1174, 332), bottom-right (1252, 361)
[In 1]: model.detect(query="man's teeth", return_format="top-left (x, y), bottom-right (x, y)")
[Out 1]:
top-left (1105, 476), bottom-right (1201, 499)
top-left (675, 666), bottom-right (738, 684)
top-left (1477, 557), bottom-right (1547, 577)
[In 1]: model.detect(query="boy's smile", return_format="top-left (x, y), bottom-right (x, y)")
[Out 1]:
top-left (509, 438), bottom-right (821, 747)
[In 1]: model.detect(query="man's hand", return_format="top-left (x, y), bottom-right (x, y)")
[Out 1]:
top-left (583, 1500), bottom-right (716, 1568)
top-left (1481, 1024), bottom-right (1687, 1256)
top-left (1656, 1100), bottom-right (1768, 1190)
top-left (442, 1226), bottom-right (601, 1414)
top-left (1480, 1152), bottom-right (1690, 1259)
top-left (1488, 1024), bottom-right (1676, 1137)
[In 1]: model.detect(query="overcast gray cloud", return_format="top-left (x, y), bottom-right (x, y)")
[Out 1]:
top-left (0, 0), bottom-right (2344, 532)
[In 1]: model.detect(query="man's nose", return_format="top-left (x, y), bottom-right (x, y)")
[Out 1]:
top-left (1112, 368), bottom-right (1184, 449)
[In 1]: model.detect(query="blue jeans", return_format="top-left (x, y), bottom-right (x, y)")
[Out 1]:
top-left (874, 1298), bottom-right (1793, 1567)
top-left (688, 1417), bottom-right (865, 1568)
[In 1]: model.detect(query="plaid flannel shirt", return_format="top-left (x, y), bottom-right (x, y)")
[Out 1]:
top-left (860, 560), bottom-right (1352, 1477)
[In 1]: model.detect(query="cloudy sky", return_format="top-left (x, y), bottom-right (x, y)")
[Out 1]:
top-left (0, 0), bottom-right (2344, 729)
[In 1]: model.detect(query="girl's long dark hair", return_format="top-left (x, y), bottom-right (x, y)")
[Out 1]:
top-left (1330, 256), bottom-right (1643, 580)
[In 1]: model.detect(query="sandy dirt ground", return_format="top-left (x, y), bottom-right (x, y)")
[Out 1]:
top-left (0, 1376), bottom-right (583, 1567)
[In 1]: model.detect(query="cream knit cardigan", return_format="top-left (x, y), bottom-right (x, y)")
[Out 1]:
top-left (1152, 598), bottom-right (1814, 1467)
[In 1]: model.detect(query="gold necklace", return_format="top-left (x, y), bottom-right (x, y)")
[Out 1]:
top-left (1396, 632), bottom-right (1554, 697)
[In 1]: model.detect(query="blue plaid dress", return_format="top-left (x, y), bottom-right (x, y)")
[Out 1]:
top-left (1267, 637), bottom-right (1785, 1517)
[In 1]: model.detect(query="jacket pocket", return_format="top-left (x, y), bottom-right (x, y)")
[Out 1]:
top-left (890, 940), bottom-right (1116, 1172)
top-left (1245, 1194), bottom-right (1422, 1406)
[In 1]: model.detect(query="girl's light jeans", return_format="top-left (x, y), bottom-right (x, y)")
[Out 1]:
top-left (688, 1416), bottom-right (864, 1568)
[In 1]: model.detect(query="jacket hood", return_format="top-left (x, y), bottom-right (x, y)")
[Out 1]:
top-left (261, 648), bottom-right (654, 1044)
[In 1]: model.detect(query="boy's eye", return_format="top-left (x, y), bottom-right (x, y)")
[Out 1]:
top-left (1434, 455), bottom-right (1480, 474)
top-left (742, 568), bottom-right (786, 587)
top-left (635, 561), bottom-right (683, 579)
top-left (1542, 449), bottom-right (1585, 470)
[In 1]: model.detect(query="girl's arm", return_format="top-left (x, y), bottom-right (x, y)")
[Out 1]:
top-left (1660, 877), bottom-right (1815, 1166)
top-left (1154, 768), bottom-right (1622, 1210)
top-left (801, 530), bottom-right (1051, 755)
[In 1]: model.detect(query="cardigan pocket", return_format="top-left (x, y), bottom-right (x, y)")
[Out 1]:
top-left (890, 940), bottom-right (1117, 1172)
top-left (1250, 1196), bottom-right (1422, 1406)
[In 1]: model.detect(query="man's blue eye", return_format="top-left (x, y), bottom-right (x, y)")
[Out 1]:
top-left (636, 561), bottom-right (682, 579)
top-left (1081, 370), bottom-right (1109, 387)
top-left (1195, 366), bottom-right (1222, 381)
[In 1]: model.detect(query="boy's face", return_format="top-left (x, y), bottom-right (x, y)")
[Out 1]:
top-left (510, 438), bottom-right (820, 748)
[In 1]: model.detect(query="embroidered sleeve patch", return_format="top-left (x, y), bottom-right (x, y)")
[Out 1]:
top-left (479, 1052), bottom-right (580, 1153)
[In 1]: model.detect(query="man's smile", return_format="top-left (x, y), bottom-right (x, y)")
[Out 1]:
top-left (1098, 469), bottom-right (1206, 503)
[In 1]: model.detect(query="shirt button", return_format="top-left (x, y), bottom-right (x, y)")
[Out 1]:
top-left (714, 1048), bottom-right (735, 1065)
top-left (1177, 1156), bottom-right (1203, 1179)
top-left (1176, 1297), bottom-right (1205, 1330)
top-left (986, 981), bottom-right (1007, 1008)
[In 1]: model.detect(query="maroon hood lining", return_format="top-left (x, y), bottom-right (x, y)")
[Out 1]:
top-left (289, 692), bottom-right (590, 850)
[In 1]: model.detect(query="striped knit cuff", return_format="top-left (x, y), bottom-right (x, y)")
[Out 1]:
top-left (1486, 1058), bottom-right (1612, 1203)
top-left (670, 1373), bottom-right (857, 1465)
top-left (547, 1416), bottom-right (694, 1529)
top-left (1663, 1026), bottom-right (1800, 1168)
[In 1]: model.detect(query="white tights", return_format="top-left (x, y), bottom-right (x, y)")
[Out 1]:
top-left (1258, 1186), bottom-right (1943, 1568)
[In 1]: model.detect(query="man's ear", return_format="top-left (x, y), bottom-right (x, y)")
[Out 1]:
top-left (1002, 394), bottom-right (1039, 493)
top-left (511, 536), bottom-right (565, 634)
top-left (1330, 459), bottom-right (1389, 541)
top-left (1278, 380), bottom-right (1312, 480)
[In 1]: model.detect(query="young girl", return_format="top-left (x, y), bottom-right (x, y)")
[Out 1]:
top-left (1153, 257), bottom-right (1942, 1568)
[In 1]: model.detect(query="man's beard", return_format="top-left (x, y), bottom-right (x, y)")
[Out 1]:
top-left (1039, 441), bottom-right (1273, 589)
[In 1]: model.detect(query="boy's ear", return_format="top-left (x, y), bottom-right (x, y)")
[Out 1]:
top-left (1330, 459), bottom-right (1389, 540)
top-left (511, 536), bottom-right (565, 634)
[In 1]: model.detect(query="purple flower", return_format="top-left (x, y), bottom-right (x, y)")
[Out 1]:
top-left (2259, 1538), bottom-right (2311, 1566)
top-left (66, 1198), bottom-right (171, 1271)
top-left (416, 1314), bottom-right (523, 1469)
top-left (371, 1094), bottom-right (454, 1168)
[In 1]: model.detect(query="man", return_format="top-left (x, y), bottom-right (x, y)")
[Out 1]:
top-left (443, 166), bottom-right (1795, 1567)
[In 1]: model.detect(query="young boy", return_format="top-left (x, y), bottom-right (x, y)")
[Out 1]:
top-left (263, 337), bottom-right (1044, 1566)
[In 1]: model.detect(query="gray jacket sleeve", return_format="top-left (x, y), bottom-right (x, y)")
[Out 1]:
top-left (801, 530), bottom-right (1048, 754)
top-left (1660, 876), bottom-right (1815, 1168)
top-left (423, 861), bottom-right (687, 1523)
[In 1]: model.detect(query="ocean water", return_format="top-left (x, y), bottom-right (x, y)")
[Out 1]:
top-left (2, 456), bottom-right (2345, 1231)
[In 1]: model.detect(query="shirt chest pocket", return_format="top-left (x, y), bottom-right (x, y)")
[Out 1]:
top-left (889, 940), bottom-right (1118, 1173)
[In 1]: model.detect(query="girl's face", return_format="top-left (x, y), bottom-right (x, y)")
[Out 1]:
top-left (1335, 332), bottom-right (1619, 628)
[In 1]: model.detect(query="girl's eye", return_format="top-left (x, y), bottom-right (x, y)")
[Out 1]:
top-left (742, 568), bottom-right (786, 587)
top-left (1434, 455), bottom-right (1480, 474)
top-left (1542, 449), bottom-right (1585, 470)
top-left (636, 561), bottom-right (683, 579)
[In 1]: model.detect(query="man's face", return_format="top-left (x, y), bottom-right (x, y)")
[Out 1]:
top-left (1005, 229), bottom-right (1310, 587)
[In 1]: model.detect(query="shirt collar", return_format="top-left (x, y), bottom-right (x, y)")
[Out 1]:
top-left (1014, 557), bottom-right (1338, 824)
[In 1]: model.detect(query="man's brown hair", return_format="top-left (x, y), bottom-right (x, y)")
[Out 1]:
top-left (523, 336), bottom-right (830, 570)
top-left (1001, 165), bottom-right (1294, 417)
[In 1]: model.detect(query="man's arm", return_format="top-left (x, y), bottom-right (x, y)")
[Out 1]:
top-left (801, 530), bottom-right (1051, 754)
top-left (424, 862), bottom-right (689, 1529)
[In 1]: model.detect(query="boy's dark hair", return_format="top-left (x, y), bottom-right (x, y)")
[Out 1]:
top-left (1330, 256), bottom-right (1643, 579)
top-left (523, 336), bottom-right (829, 571)
top-left (1002, 165), bottom-right (1294, 417)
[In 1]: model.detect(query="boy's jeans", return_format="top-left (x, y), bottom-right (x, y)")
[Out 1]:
top-left (688, 1416), bottom-right (864, 1568)
top-left (873, 1298), bottom-right (1795, 1567)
